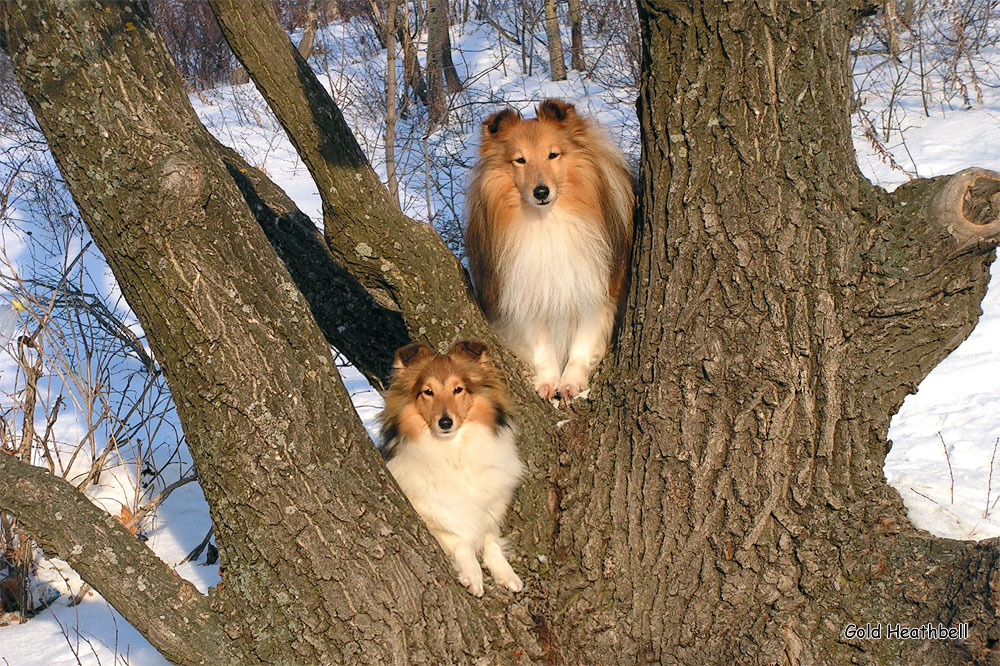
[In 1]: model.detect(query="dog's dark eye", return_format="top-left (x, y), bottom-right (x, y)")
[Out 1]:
top-left (514, 157), bottom-right (526, 164)
top-left (548, 152), bottom-right (559, 159)
top-left (422, 389), bottom-right (434, 397)
top-left (454, 387), bottom-right (464, 394)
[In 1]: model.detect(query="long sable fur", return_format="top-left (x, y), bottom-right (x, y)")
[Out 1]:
top-left (464, 99), bottom-right (635, 322)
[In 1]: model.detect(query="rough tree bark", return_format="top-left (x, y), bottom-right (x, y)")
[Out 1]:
top-left (567, 0), bottom-right (585, 72)
top-left (1, 2), bottom-right (515, 664)
top-left (206, 0), bottom-right (558, 583)
top-left (2, 0), bottom-right (1000, 665)
top-left (543, 0), bottom-right (567, 81)
top-left (426, 0), bottom-right (450, 123)
top-left (208, 0), bottom-right (494, 352)
top-left (543, 1), bottom-right (1000, 663)
top-left (212, 138), bottom-right (409, 389)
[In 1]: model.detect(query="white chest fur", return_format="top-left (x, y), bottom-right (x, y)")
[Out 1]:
top-left (385, 422), bottom-right (523, 549)
top-left (496, 206), bottom-right (611, 329)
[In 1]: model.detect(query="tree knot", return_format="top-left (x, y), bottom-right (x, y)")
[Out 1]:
top-left (931, 168), bottom-right (1000, 246)
top-left (963, 177), bottom-right (1000, 227)
top-left (159, 153), bottom-right (209, 213)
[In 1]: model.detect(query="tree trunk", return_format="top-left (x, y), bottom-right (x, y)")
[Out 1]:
top-left (296, 0), bottom-right (320, 61)
top-left (385, 0), bottom-right (401, 205)
top-left (212, 138), bottom-right (409, 389)
top-left (4, 0), bottom-right (1000, 665)
top-left (543, 0), bottom-right (566, 81)
top-left (440, 1), bottom-right (463, 94)
top-left (567, 0), bottom-right (584, 72)
top-left (541, 1), bottom-right (1000, 663)
top-left (426, 0), bottom-right (449, 123)
top-left (207, 0), bottom-right (493, 354)
top-left (364, 0), bottom-right (427, 114)
top-left (206, 0), bottom-right (557, 573)
top-left (399, 0), bottom-right (427, 111)
top-left (1, 2), bottom-right (511, 663)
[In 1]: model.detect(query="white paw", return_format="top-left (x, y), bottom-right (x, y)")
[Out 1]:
top-left (495, 570), bottom-right (524, 593)
top-left (533, 373), bottom-right (559, 401)
top-left (458, 570), bottom-right (484, 597)
top-left (558, 365), bottom-right (589, 401)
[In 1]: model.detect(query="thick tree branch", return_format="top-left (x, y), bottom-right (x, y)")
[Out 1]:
top-left (6, 0), bottom-right (998, 663)
top-left (207, 0), bottom-right (495, 352)
top-left (0, 453), bottom-right (235, 666)
top-left (545, 3), bottom-right (1000, 663)
top-left (212, 139), bottom-right (407, 388)
top-left (4, 2), bottom-right (509, 662)
top-left (207, 0), bottom-right (557, 435)
top-left (207, 0), bottom-right (561, 564)
top-left (860, 169), bottom-right (1000, 419)
top-left (929, 167), bottom-right (1000, 247)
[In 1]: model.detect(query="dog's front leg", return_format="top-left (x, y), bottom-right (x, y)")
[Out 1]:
top-left (434, 531), bottom-right (484, 597)
top-left (525, 326), bottom-right (562, 401)
top-left (482, 529), bottom-right (523, 592)
top-left (559, 302), bottom-right (615, 400)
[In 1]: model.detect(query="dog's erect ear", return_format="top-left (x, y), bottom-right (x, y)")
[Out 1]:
top-left (536, 98), bottom-right (577, 124)
top-left (393, 343), bottom-right (434, 369)
top-left (449, 340), bottom-right (490, 364)
top-left (483, 108), bottom-right (521, 136)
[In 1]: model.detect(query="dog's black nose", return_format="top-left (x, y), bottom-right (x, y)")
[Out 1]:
top-left (533, 185), bottom-right (550, 201)
top-left (438, 415), bottom-right (453, 431)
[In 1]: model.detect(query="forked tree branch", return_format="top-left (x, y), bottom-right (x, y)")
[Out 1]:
top-left (206, 3), bottom-right (561, 561)
top-left (3, 2), bottom-right (486, 661)
top-left (206, 0), bottom-right (499, 354)
top-left (212, 139), bottom-right (408, 388)
top-left (3, 3), bottom-right (530, 661)
top-left (0, 453), bottom-right (236, 666)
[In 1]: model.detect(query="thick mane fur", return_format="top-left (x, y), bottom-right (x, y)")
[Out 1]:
top-left (465, 100), bottom-right (635, 320)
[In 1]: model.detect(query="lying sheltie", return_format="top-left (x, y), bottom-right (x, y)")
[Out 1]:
top-left (465, 98), bottom-right (634, 401)
top-left (379, 340), bottom-right (524, 597)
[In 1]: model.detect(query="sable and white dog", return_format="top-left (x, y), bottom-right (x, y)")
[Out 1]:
top-left (379, 341), bottom-right (524, 597)
top-left (465, 99), bottom-right (635, 401)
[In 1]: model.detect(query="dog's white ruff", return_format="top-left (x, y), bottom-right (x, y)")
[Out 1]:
top-left (386, 422), bottom-right (524, 595)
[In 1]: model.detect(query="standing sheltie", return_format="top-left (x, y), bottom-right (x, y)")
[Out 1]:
top-left (379, 340), bottom-right (525, 597)
top-left (465, 99), bottom-right (634, 401)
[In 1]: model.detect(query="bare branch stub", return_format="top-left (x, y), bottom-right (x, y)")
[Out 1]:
top-left (931, 167), bottom-right (1000, 245)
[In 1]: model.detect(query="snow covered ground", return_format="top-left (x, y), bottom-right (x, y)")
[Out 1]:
top-left (2, 11), bottom-right (1000, 666)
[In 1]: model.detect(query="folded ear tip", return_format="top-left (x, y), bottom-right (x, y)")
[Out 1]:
top-left (393, 342), bottom-right (432, 368)
top-left (451, 340), bottom-right (489, 361)
top-left (537, 98), bottom-right (576, 122)
top-left (484, 108), bottom-right (521, 135)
